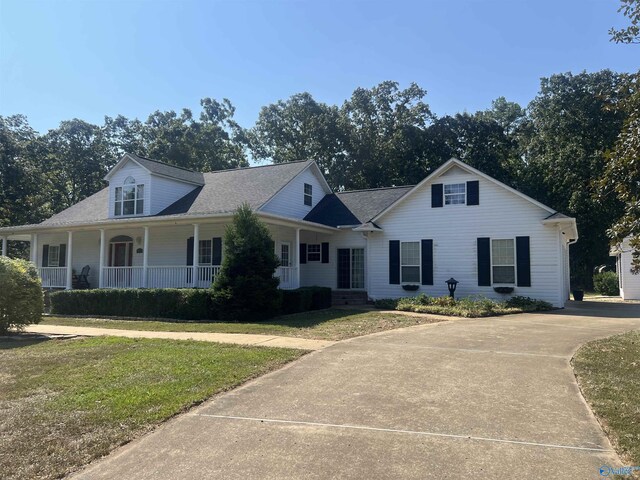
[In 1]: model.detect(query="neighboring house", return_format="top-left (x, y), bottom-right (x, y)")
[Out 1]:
top-left (611, 238), bottom-right (639, 300)
top-left (0, 154), bottom-right (578, 307)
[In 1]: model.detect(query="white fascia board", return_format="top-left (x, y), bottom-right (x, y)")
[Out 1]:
top-left (104, 153), bottom-right (151, 181)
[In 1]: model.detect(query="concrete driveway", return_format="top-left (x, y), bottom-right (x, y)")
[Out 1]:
top-left (74, 301), bottom-right (640, 479)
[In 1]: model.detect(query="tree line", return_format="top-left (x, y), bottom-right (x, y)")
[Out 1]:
top-left (1, 69), bottom-right (638, 286)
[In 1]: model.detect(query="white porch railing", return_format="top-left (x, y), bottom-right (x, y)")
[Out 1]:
top-left (276, 266), bottom-right (297, 290)
top-left (38, 267), bottom-right (67, 288)
top-left (102, 266), bottom-right (145, 289)
top-left (101, 265), bottom-right (223, 289)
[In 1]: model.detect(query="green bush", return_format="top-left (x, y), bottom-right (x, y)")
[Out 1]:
top-left (51, 289), bottom-right (215, 321)
top-left (593, 271), bottom-right (619, 296)
top-left (0, 257), bottom-right (43, 333)
top-left (374, 294), bottom-right (553, 318)
top-left (212, 205), bottom-right (281, 322)
top-left (281, 287), bottom-right (331, 314)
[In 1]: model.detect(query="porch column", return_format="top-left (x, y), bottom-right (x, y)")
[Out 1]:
top-left (99, 229), bottom-right (105, 288)
top-left (1, 237), bottom-right (6, 256)
top-left (143, 226), bottom-right (149, 288)
top-left (66, 231), bottom-right (73, 290)
top-left (295, 228), bottom-right (301, 289)
top-left (30, 234), bottom-right (37, 263)
top-left (193, 223), bottom-right (199, 287)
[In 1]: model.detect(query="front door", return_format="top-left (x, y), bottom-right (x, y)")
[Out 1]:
top-left (110, 242), bottom-right (133, 267)
top-left (337, 248), bottom-right (365, 289)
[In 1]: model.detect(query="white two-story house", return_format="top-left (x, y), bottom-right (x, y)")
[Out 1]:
top-left (0, 153), bottom-right (578, 307)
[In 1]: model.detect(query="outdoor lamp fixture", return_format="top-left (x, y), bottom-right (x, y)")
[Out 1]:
top-left (446, 278), bottom-right (459, 299)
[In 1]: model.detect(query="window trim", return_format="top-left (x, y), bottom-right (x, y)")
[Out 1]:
top-left (198, 239), bottom-right (212, 265)
top-left (400, 241), bottom-right (421, 284)
top-left (304, 183), bottom-right (313, 206)
top-left (444, 182), bottom-right (466, 206)
top-left (114, 178), bottom-right (145, 217)
top-left (490, 237), bottom-right (517, 285)
top-left (48, 245), bottom-right (60, 267)
top-left (307, 243), bottom-right (321, 262)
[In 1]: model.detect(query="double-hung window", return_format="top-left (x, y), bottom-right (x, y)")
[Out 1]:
top-left (307, 243), bottom-right (321, 262)
top-left (492, 239), bottom-right (515, 284)
top-left (304, 183), bottom-right (313, 206)
top-left (444, 183), bottom-right (466, 205)
top-left (48, 245), bottom-right (60, 267)
top-left (115, 176), bottom-right (144, 216)
top-left (199, 239), bottom-right (212, 265)
top-left (401, 241), bottom-right (420, 283)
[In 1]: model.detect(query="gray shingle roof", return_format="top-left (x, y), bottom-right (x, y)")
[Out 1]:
top-left (39, 160), bottom-right (313, 227)
top-left (126, 153), bottom-right (205, 185)
top-left (304, 186), bottom-right (413, 227)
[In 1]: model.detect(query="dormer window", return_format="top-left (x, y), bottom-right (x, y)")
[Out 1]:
top-left (444, 183), bottom-right (466, 205)
top-left (304, 183), bottom-right (312, 206)
top-left (115, 176), bottom-right (144, 216)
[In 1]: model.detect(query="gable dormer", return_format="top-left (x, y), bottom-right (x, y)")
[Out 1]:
top-left (105, 154), bottom-right (204, 218)
top-left (259, 162), bottom-right (332, 219)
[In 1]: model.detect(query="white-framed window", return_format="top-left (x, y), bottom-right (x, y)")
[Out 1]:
top-left (48, 245), bottom-right (60, 267)
top-left (199, 239), bottom-right (212, 265)
top-left (280, 242), bottom-right (290, 267)
top-left (492, 238), bottom-right (515, 284)
top-left (444, 183), bottom-right (466, 205)
top-left (304, 183), bottom-right (313, 206)
top-left (307, 243), bottom-right (321, 262)
top-left (401, 241), bottom-right (420, 283)
top-left (115, 176), bottom-right (144, 216)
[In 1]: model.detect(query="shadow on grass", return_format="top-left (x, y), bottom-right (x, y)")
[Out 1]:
top-left (259, 308), bottom-right (368, 328)
top-left (0, 335), bottom-right (50, 350)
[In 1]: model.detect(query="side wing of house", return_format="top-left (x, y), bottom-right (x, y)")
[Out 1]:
top-left (366, 164), bottom-right (572, 307)
top-left (615, 239), bottom-right (640, 300)
top-left (260, 163), bottom-right (331, 219)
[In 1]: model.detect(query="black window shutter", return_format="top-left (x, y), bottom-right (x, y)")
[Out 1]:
top-left (321, 242), bottom-right (329, 263)
top-left (467, 180), bottom-right (479, 206)
top-left (59, 244), bottom-right (67, 267)
top-left (300, 243), bottom-right (307, 264)
top-left (431, 183), bottom-right (443, 208)
top-left (421, 239), bottom-right (433, 285)
top-left (389, 240), bottom-right (400, 284)
top-left (477, 237), bottom-right (491, 286)
top-left (186, 237), bottom-right (194, 266)
top-left (212, 238), bottom-right (222, 265)
top-left (42, 245), bottom-right (49, 267)
top-left (516, 236), bottom-right (531, 287)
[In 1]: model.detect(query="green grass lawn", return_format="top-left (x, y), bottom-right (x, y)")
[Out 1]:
top-left (41, 308), bottom-right (446, 341)
top-left (572, 330), bottom-right (640, 467)
top-left (0, 336), bottom-right (304, 480)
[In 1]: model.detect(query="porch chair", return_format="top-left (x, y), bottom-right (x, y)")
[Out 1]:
top-left (72, 265), bottom-right (91, 289)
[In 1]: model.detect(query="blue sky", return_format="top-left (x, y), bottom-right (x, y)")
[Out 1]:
top-left (0, 0), bottom-right (637, 134)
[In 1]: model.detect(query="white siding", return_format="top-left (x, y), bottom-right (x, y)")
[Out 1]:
top-left (108, 160), bottom-right (151, 218)
top-left (36, 232), bottom-right (101, 287)
top-left (299, 230), bottom-right (366, 289)
top-left (261, 165), bottom-right (329, 219)
top-left (367, 166), bottom-right (568, 307)
top-left (149, 175), bottom-right (198, 215)
top-left (618, 240), bottom-right (640, 300)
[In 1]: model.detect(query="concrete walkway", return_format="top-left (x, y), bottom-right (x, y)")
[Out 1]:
top-left (23, 324), bottom-right (333, 351)
top-left (73, 301), bottom-right (640, 479)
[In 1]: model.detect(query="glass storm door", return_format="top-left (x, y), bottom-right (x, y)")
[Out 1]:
top-left (337, 248), bottom-right (365, 289)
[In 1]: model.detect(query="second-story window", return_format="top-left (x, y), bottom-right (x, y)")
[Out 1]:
top-left (115, 176), bottom-right (144, 216)
top-left (304, 183), bottom-right (313, 206)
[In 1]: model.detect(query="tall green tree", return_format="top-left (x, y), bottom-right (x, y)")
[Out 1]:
top-left (339, 81), bottom-right (434, 189)
top-left (0, 115), bottom-right (49, 227)
top-left (521, 71), bottom-right (631, 284)
top-left (610, 0), bottom-right (640, 44)
top-left (249, 93), bottom-right (345, 186)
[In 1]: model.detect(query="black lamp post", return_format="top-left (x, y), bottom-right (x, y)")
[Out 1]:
top-left (445, 278), bottom-right (459, 299)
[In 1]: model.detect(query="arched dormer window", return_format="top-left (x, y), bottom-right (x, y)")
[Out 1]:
top-left (115, 176), bottom-right (144, 216)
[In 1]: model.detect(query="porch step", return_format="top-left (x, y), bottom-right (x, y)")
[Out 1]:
top-left (331, 291), bottom-right (369, 306)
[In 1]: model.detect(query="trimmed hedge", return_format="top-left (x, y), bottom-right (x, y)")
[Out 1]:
top-left (50, 286), bottom-right (332, 321)
top-left (593, 271), bottom-right (619, 296)
top-left (281, 287), bottom-right (332, 314)
top-left (0, 256), bottom-right (44, 333)
top-left (50, 289), bottom-right (215, 321)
